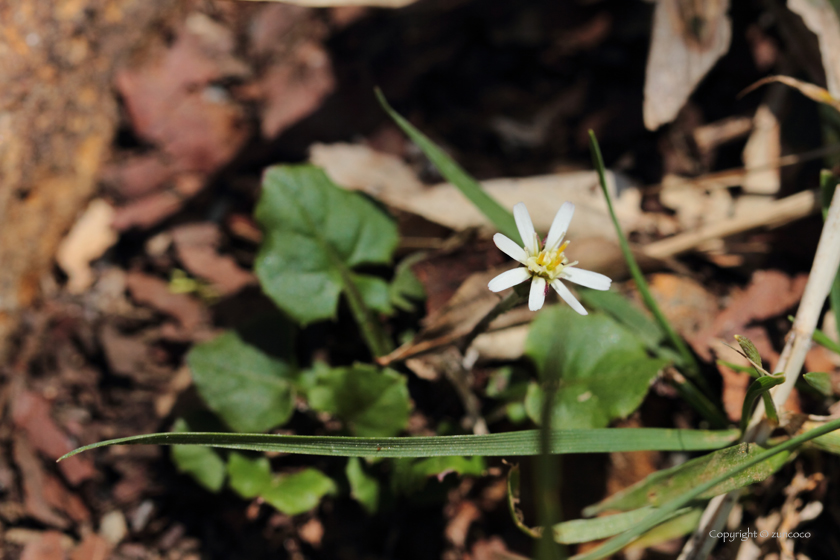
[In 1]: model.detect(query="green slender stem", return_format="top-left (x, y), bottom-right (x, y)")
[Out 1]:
top-left (588, 131), bottom-right (709, 396)
top-left (341, 273), bottom-right (393, 358)
top-left (537, 351), bottom-right (565, 560)
top-left (667, 371), bottom-right (728, 428)
top-left (376, 88), bottom-right (520, 241)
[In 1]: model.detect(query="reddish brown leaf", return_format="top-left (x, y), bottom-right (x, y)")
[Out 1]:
top-left (171, 223), bottom-right (255, 295)
top-left (12, 390), bottom-right (95, 485)
top-left (13, 436), bottom-right (68, 529)
top-left (112, 174), bottom-right (205, 231)
top-left (125, 271), bottom-right (206, 333)
top-left (20, 531), bottom-right (68, 560)
top-left (70, 534), bottom-right (111, 560)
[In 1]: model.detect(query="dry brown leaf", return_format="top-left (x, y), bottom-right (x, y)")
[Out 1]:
top-left (694, 270), bottom-right (807, 361)
top-left (787, 0), bottom-right (840, 98)
top-left (242, 0), bottom-right (417, 6)
top-left (742, 104), bottom-right (781, 194)
top-left (171, 223), bottom-right (255, 295)
top-left (311, 143), bottom-right (643, 239)
top-left (469, 537), bottom-right (530, 560)
top-left (20, 531), bottom-right (69, 560)
top-left (56, 199), bottom-right (118, 294)
top-left (11, 390), bottom-right (96, 485)
top-left (70, 534), bottom-right (111, 560)
top-left (13, 436), bottom-right (69, 529)
top-left (125, 272), bottom-right (207, 333)
top-left (445, 501), bottom-right (481, 549)
top-left (643, 0), bottom-right (732, 130)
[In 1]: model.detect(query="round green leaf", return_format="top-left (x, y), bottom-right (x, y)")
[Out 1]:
top-left (170, 418), bottom-right (226, 492)
top-left (255, 165), bottom-right (399, 325)
top-left (187, 327), bottom-right (296, 433)
top-left (524, 306), bottom-right (667, 429)
top-left (260, 469), bottom-right (337, 516)
top-left (304, 364), bottom-right (410, 437)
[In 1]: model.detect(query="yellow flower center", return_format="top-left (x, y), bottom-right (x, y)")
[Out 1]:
top-left (526, 241), bottom-right (571, 281)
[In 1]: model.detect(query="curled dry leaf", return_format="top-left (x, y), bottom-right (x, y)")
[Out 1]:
top-left (643, 0), bottom-right (732, 130)
top-left (56, 199), bottom-right (118, 294)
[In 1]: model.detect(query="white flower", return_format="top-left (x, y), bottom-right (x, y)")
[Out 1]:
top-left (487, 202), bottom-right (612, 314)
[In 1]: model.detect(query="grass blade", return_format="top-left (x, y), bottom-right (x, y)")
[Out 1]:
top-left (375, 88), bottom-right (520, 241)
top-left (570, 416), bottom-right (840, 560)
top-left (588, 131), bottom-right (709, 396)
top-left (740, 375), bottom-right (785, 433)
top-left (60, 428), bottom-right (739, 461)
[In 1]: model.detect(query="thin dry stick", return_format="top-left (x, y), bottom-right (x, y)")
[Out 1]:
top-left (644, 189), bottom-right (819, 259)
top-left (678, 185), bottom-right (840, 560)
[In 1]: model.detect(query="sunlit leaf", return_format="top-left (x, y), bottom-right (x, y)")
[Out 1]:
top-left (255, 165), bottom-right (398, 325)
top-left (261, 469), bottom-right (337, 516)
top-left (227, 452), bottom-right (272, 499)
top-left (524, 306), bottom-right (668, 429)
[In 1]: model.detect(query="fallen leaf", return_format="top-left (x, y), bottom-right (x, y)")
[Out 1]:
top-left (98, 323), bottom-right (151, 379)
top-left (112, 174), bottom-right (205, 231)
top-left (259, 41), bottom-right (335, 138)
top-left (100, 155), bottom-right (176, 199)
top-left (115, 16), bottom-right (250, 173)
top-left (246, 0), bottom-right (417, 6)
top-left (643, 0), bottom-right (732, 130)
top-left (170, 223), bottom-right (255, 295)
top-left (298, 518), bottom-right (324, 548)
top-left (56, 199), bottom-right (118, 294)
top-left (787, 0), bottom-right (840, 98)
top-left (11, 390), bottom-right (95, 485)
top-left (20, 531), bottom-right (69, 560)
top-left (13, 436), bottom-right (69, 528)
top-left (742, 104), bottom-right (781, 194)
top-left (125, 271), bottom-right (207, 333)
top-left (445, 500), bottom-right (481, 549)
top-left (70, 534), bottom-right (111, 560)
top-left (311, 143), bottom-right (644, 240)
top-left (694, 270), bottom-right (807, 360)
top-left (642, 273), bottom-right (719, 345)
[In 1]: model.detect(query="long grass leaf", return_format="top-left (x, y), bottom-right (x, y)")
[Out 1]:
top-left (375, 89), bottom-right (519, 241)
top-left (60, 428), bottom-right (739, 461)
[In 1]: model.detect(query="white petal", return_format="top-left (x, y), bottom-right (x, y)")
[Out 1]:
top-left (529, 277), bottom-right (547, 311)
top-left (513, 202), bottom-right (538, 255)
top-left (493, 233), bottom-right (528, 264)
top-left (545, 202), bottom-right (575, 251)
top-left (488, 267), bottom-right (530, 292)
top-left (551, 279), bottom-right (587, 315)
top-left (562, 268), bottom-right (612, 291)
